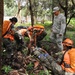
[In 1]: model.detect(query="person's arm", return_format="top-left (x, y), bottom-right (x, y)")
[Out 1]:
top-left (9, 24), bottom-right (16, 35)
top-left (26, 30), bottom-right (33, 41)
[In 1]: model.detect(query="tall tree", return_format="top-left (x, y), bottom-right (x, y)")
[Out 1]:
top-left (17, 0), bottom-right (21, 22)
top-left (0, 0), bottom-right (4, 74)
top-left (28, 0), bottom-right (34, 26)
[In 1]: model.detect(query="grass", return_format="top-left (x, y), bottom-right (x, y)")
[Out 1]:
top-left (66, 31), bottom-right (75, 46)
top-left (2, 65), bottom-right (13, 74)
top-left (68, 18), bottom-right (75, 26)
top-left (15, 22), bottom-right (31, 27)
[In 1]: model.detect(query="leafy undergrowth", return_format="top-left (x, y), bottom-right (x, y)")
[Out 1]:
top-left (1, 41), bottom-right (58, 75)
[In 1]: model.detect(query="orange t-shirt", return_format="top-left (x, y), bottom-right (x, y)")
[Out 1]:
top-left (2, 20), bottom-right (11, 36)
top-left (61, 49), bottom-right (75, 73)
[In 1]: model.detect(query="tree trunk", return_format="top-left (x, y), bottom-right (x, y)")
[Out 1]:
top-left (29, 0), bottom-right (34, 26)
top-left (52, 0), bottom-right (54, 23)
top-left (0, 0), bottom-right (4, 74)
top-left (17, 0), bottom-right (21, 23)
top-left (64, 0), bottom-right (68, 37)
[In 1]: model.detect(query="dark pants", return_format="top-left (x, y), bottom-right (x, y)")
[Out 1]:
top-left (37, 31), bottom-right (47, 41)
top-left (14, 33), bottom-right (23, 44)
top-left (2, 38), bottom-right (16, 57)
top-left (36, 31), bottom-right (47, 47)
top-left (14, 33), bottom-right (25, 51)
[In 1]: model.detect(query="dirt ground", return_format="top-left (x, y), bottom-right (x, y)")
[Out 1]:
top-left (2, 41), bottom-right (59, 75)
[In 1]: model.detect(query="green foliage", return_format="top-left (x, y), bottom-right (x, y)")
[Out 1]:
top-left (42, 21), bottom-right (52, 41)
top-left (26, 62), bottom-right (34, 71)
top-left (4, 0), bottom-right (15, 8)
top-left (38, 70), bottom-right (45, 75)
top-left (67, 26), bottom-right (75, 31)
top-left (43, 21), bottom-right (52, 29)
top-left (72, 33), bottom-right (75, 46)
top-left (44, 70), bottom-right (51, 75)
top-left (4, 5), bottom-right (17, 16)
top-left (2, 65), bottom-right (13, 74)
top-left (4, 0), bottom-right (52, 19)
top-left (67, 18), bottom-right (75, 31)
top-left (65, 18), bottom-right (75, 46)
top-left (69, 18), bottom-right (75, 26)
top-left (15, 22), bottom-right (31, 27)
top-left (30, 74), bottom-right (35, 75)
top-left (38, 70), bottom-right (51, 75)
top-left (43, 30), bottom-right (50, 41)
top-left (44, 21), bottom-right (52, 26)
top-left (66, 31), bottom-right (75, 45)
top-left (22, 48), bottom-right (28, 56)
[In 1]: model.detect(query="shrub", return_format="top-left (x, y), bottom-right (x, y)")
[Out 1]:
top-left (2, 65), bottom-right (13, 74)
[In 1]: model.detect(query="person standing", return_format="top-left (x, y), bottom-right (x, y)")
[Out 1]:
top-left (50, 6), bottom-right (66, 51)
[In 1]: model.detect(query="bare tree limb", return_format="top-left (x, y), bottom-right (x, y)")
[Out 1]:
top-left (67, 12), bottom-right (75, 25)
top-left (57, 0), bottom-right (66, 10)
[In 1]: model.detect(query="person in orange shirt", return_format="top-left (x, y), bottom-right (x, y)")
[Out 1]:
top-left (48, 38), bottom-right (75, 75)
top-left (14, 25), bottom-right (47, 55)
top-left (27, 25), bottom-right (47, 47)
top-left (61, 38), bottom-right (75, 74)
top-left (2, 17), bottom-right (18, 37)
top-left (2, 17), bottom-right (18, 57)
top-left (14, 28), bottom-right (32, 51)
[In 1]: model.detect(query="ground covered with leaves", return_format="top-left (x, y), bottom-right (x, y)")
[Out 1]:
top-left (1, 41), bottom-right (59, 75)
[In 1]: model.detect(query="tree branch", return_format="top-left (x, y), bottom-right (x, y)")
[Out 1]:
top-left (57, 0), bottom-right (66, 10)
top-left (71, 0), bottom-right (75, 6)
top-left (67, 12), bottom-right (75, 25)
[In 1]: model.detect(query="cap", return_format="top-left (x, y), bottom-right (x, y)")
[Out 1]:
top-left (53, 7), bottom-right (60, 13)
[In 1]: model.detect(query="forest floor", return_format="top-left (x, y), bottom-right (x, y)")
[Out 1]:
top-left (2, 41), bottom-right (59, 75)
